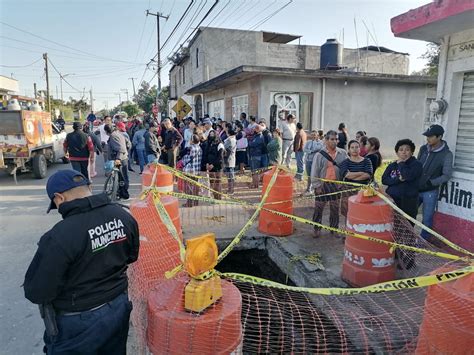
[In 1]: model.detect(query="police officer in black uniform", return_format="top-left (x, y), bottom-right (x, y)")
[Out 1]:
top-left (24, 169), bottom-right (140, 354)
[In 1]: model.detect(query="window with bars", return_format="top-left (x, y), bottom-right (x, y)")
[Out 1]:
top-left (232, 95), bottom-right (248, 121)
top-left (208, 99), bottom-right (224, 119)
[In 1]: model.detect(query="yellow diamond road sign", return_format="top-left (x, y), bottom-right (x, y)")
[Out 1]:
top-left (172, 98), bottom-right (192, 118)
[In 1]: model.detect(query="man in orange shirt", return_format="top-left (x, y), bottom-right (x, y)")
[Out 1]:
top-left (310, 130), bottom-right (347, 237)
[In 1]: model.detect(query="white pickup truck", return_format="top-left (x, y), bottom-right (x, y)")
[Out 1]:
top-left (0, 109), bottom-right (68, 180)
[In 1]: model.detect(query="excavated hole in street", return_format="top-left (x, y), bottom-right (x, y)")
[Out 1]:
top-left (215, 248), bottom-right (295, 285)
top-left (215, 248), bottom-right (359, 353)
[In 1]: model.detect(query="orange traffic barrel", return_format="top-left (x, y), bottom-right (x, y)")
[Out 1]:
top-left (258, 167), bottom-right (293, 236)
top-left (130, 194), bottom-right (182, 288)
top-left (147, 276), bottom-right (242, 354)
top-left (416, 269), bottom-right (473, 354)
top-left (342, 191), bottom-right (395, 287)
top-left (142, 163), bottom-right (174, 192)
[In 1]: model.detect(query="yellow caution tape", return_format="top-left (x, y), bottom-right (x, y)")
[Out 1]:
top-left (146, 163), bottom-right (473, 294)
top-left (217, 265), bottom-right (473, 295)
top-left (258, 202), bottom-right (468, 262)
top-left (163, 189), bottom-right (469, 262)
top-left (217, 166), bottom-right (280, 263)
top-left (151, 191), bottom-right (186, 262)
top-left (374, 191), bottom-right (474, 257)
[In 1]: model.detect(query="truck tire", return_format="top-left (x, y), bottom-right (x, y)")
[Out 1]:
top-left (33, 154), bottom-right (47, 179)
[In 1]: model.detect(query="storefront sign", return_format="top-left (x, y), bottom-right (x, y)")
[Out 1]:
top-left (438, 178), bottom-right (474, 221)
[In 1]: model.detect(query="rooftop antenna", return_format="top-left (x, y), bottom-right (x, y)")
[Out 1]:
top-left (362, 19), bottom-right (381, 54)
top-left (366, 29), bottom-right (369, 71)
top-left (353, 17), bottom-right (361, 71)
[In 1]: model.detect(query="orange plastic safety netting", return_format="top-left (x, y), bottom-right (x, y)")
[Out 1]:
top-left (127, 165), bottom-right (473, 354)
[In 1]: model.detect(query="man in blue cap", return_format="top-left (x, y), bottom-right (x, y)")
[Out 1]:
top-left (417, 124), bottom-right (453, 241)
top-left (24, 169), bottom-right (139, 354)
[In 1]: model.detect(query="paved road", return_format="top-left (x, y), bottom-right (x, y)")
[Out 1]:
top-left (0, 159), bottom-right (143, 354)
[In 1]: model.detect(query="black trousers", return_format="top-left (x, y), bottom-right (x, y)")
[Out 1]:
top-left (393, 196), bottom-right (418, 227)
top-left (70, 160), bottom-right (89, 180)
top-left (44, 293), bottom-right (131, 354)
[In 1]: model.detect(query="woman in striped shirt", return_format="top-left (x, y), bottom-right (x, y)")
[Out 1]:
top-left (339, 140), bottom-right (373, 220)
top-left (339, 140), bottom-right (373, 185)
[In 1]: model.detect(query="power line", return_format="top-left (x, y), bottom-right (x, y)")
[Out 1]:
top-left (72, 65), bottom-right (142, 78)
top-left (0, 43), bottom-right (140, 63)
top-left (161, 0), bottom-right (207, 59)
top-left (207, 0), bottom-right (232, 26)
top-left (223, 0), bottom-right (255, 28)
top-left (248, 0), bottom-right (293, 31)
top-left (48, 57), bottom-right (83, 94)
top-left (0, 36), bottom-right (143, 65)
top-left (157, 0), bottom-right (177, 38)
top-left (187, 0), bottom-right (293, 65)
top-left (165, 0), bottom-right (220, 61)
top-left (0, 21), bottom-right (145, 65)
top-left (239, 0), bottom-right (277, 29)
top-left (0, 58), bottom-right (42, 68)
top-left (159, 0), bottom-right (195, 52)
top-left (134, 13), bottom-right (149, 62)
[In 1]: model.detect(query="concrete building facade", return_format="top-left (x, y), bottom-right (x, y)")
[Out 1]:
top-left (168, 27), bottom-right (435, 156)
top-left (392, 0), bottom-right (474, 251)
top-left (189, 66), bottom-right (436, 157)
top-left (169, 27), bottom-right (411, 120)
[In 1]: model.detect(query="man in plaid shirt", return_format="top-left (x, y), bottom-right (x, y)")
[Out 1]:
top-left (182, 134), bottom-right (202, 207)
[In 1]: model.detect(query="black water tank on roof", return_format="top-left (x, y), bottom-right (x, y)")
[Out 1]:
top-left (320, 38), bottom-right (342, 70)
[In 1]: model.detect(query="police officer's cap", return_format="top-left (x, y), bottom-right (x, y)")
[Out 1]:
top-left (46, 170), bottom-right (90, 213)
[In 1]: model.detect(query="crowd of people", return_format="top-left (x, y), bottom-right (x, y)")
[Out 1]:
top-left (63, 110), bottom-right (452, 243)
top-left (26, 108), bottom-right (453, 354)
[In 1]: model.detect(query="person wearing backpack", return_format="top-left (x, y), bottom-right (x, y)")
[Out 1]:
top-left (310, 130), bottom-right (347, 238)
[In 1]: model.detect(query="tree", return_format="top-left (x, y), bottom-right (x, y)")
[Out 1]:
top-left (134, 82), bottom-right (169, 117)
top-left (122, 103), bottom-right (140, 117)
top-left (134, 82), bottom-right (157, 114)
top-left (412, 43), bottom-right (440, 76)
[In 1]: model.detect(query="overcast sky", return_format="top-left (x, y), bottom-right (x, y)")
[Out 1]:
top-left (1, 0), bottom-right (432, 110)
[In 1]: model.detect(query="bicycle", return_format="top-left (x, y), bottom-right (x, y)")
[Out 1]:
top-left (103, 160), bottom-right (124, 202)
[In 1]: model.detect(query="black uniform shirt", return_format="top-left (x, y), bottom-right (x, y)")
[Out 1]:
top-left (24, 193), bottom-right (139, 312)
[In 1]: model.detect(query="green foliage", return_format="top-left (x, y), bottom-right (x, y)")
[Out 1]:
top-left (50, 97), bottom-right (89, 122)
top-left (159, 86), bottom-right (169, 117)
top-left (412, 43), bottom-right (440, 76)
top-left (134, 82), bottom-right (169, 116)
top-left (122, 103), bottom-right (140, 118)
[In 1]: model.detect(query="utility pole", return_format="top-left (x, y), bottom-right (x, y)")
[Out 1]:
top-left (89, 88), bottom-right (94, 112)
top-left (33, 83), bottom-right (37, 98)
top-left (146, 10), bottom-right (169, 114)
top-left (60, 77), bottom-right (63, 102)
top-left (121, 89), bottom-right (129, 102)
top-left (42, 53), bottom-right (51, 113)
top-left (59, 73), bottom-right (74, 103)
top-left (128, 77), bottom-right (137, 98)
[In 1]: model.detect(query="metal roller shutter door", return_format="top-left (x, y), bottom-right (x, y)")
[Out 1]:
top-left (454, 72), bottom-right (474, 173)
